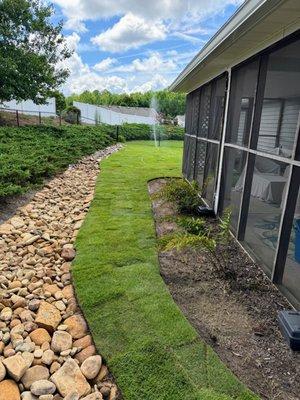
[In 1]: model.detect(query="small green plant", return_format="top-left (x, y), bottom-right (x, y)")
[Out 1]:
top-left (159, 178), bottom-right (202, 213)
top-left (177, 216), bottom-right (207, 235)
top-left (161, 209), bottom-right (234, 278)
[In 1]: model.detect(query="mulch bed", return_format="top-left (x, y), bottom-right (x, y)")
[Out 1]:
top-left (149, 178), bottom-right (300, 400)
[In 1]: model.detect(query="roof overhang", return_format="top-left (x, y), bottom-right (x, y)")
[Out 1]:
top-left (169, 0), bottom-right (300, 93)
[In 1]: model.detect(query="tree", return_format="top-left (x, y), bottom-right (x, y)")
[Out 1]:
top-left (0, 0), bottom-right (71, 103)
top-left (53, 91), bottom-right (66, 114)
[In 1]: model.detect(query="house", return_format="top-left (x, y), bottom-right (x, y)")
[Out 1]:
top-left (170, 0), bottom-right (300, 307)
top-left (73, 101), bottom-right (158, 126)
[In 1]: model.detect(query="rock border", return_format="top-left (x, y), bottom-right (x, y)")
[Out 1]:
top-left (0, 145), bottom-right (122, 400)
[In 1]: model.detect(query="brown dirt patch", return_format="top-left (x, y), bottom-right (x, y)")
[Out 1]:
top-left (149, 178), bottom-right (300, 400)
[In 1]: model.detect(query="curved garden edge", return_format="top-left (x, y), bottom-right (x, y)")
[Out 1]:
top-left (149, 178), bottom-right (300, 400)
top-left (72, 141), bottom-right (258, 400)
top-left (0, 144), bottom-right (122, 400)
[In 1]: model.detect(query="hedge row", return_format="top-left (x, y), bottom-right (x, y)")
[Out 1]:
top-left (0, 125), bottom-right (115, 198)
top-left (119, 123), bottom-right (184, 141)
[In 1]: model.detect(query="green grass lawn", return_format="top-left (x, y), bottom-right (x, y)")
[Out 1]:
top-left (73, 141), bottom-right (259, 400)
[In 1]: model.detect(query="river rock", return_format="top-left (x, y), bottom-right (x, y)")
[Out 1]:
top-left (30, 380), bottom-right (56, 396)
top-left (21, 365), bottom-right (50, 390)
top-left (64, 315), bottom-right (87, 339)
top-left (51, 358), bottom-right (90, 398)
top-left (0, 360), bottom-right (6, 381)
top-left (29, 328), bottom-right (51, 346)
top-left (35, 302), bottom-right (61, 333)
top-left (0, 379), bottom-right (20, 400)
top-left (80, 356), bottom-right (102, 380)
top-left (3, 354), bottom-right (28, 381)
top-left (51, 331), bottom-right (72, 353)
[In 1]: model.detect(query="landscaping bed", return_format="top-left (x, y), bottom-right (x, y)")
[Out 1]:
top-left (149, 178), bottom-right (300, 400)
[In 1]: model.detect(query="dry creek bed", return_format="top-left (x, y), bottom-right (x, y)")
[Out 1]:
top-left (0, 145), bottom-right (122, 400)
top-left (149, 178), bottom-right (300, 400)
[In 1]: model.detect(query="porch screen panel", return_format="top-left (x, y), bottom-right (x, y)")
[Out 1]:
top-left (221, 148), bottom-right (247, 232)
top-left (283, 169), bottom-right (300, 301)
top-left (256, 39), bottom-right (300, 157)
top-left (194, 140), bottom-right (207, 187)
top-left (182, 89), bottom-right (200, 180)
top-left (244, 156), bottom-right (289, 274)
top-left (208, 75), bottom-right (227, 140)
top-left (202, 142), bottom-right (219, 205)
top-left (198, 84), bottom-right (211, 138)
top-left (226, 59), bottom-right (260, 147)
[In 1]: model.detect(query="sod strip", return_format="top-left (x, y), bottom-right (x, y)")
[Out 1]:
top-left (73, 141), bottom-right (259, 400)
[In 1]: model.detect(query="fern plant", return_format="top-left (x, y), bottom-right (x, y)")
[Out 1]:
top-left (161, 209), bottom-right (234, 278)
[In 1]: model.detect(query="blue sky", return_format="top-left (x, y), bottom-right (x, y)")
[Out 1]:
top-left (52, 0), bottom-right (244, 95)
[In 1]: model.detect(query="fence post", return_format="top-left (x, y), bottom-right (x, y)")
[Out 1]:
top-left (76, 112), bottom-right (79, 125)
top-left (59, 113), bottom-right (62, 126)
top-left (16, 110), bottom-right (19, 127)
top-left (116, 125), bottom-right (119, 142)
top-left (38, 111), bottom-right (42, 125)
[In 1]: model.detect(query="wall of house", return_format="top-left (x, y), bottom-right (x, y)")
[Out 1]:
top-left (182, 31), bottom-right (300, 307)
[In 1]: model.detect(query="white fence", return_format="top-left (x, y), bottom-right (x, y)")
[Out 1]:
top-left (74, 101), bottom-right (157, 126)
top-left (1, 98), bottom-right (56, 116)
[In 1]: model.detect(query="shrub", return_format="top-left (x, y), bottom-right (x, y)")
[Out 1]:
top-left (0, 125), bottom-right (115, 198)
top-left (119, 123), bottom-right (184, 141)
top-left (159, 178), bottom-right (202, 213)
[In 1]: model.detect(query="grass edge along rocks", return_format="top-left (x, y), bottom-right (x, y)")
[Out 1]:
top-left (72, 141), bottom-right (259, 400)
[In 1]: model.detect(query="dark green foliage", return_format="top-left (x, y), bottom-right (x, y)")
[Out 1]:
top-left (53, 91), bottom-right (66, 113)
top-left (67, 90), bottom-right (186, 118)
top-left (0, 125), bottom-right (115, 198)
top-left (119, 123), bottom-right (184, 141)
top-left (177, 216), bottom-right (207, 235)
top-left (159, 178), bottom-right (202, 213)
top-left (0, 0), bottom-right (71, 103)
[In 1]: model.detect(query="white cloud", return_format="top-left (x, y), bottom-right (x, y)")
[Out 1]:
top-left (57, 34), bottom-right (127, 94)
top-left (93, 58), bottom-right (117, 72)
top-left (53, 0), bottom-right (244, 26)
top-left (91, 13), bottom-right (166, 52)
top-left (64, 18), bottom-right (88, 33)
top-left (113, 52), bottom-right (176, 73)
top-left (132, 74), bottom-right (169, 93)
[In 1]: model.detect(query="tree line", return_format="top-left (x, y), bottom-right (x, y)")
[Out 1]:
top-left (67, 90), bottom-right (186, 118)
